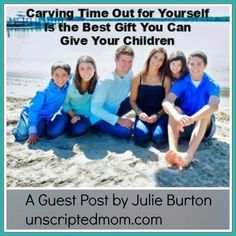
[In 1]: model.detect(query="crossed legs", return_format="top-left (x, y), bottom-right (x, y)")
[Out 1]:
top-left (166, 107), bottom-right (212, 169)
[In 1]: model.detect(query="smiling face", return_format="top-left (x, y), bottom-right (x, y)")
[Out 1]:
top-left (170, 60), bottom-right (182, 78)
top-left (115, 54), bottom-right (133, 77)
top-left (188, 56), bottom-right (206, 81)
top-left (78, 62), bottom-right (95, 82)
top-left (149, 52), bottom-right (165, 70)
top-left (52, 68), bottom-right (69, 88)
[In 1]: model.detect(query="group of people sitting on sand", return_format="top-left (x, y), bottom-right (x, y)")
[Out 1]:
top-left (13, 45), bottom-right (220, 169)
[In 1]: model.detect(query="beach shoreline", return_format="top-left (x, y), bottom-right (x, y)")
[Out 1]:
top-left (6, 96), bottom-right (230, 188)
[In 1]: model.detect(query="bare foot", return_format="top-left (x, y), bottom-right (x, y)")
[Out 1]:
top-left (165, 150), bottom-right (178, 167)
top-left (165, 150), bottom-right (193, 170)
top-left (174, 152), bottom-right (193, 169)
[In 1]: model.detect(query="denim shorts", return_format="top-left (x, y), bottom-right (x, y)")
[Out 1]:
top-left (179, 115), bottom-right (216, 140)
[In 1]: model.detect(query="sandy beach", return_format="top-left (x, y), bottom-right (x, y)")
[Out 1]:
top-left (6, 96), bottom-right (230, 188)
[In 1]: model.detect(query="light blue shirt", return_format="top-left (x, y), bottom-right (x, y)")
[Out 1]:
top-left (90, 71), bottom-right (133, 125)
top-left (63, 80), bottom-right (92, 118)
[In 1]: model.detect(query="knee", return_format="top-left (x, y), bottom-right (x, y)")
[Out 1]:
top-left (133, 130), bottom-right (149, 147)
top-left (168, 115), bottom-right (175, 125)
top-left (168, 107), bottom-right (182, 124)
top-left (202, 116), bottom-right (211, 125)
top-left (47, 114), bottom-right (69, 138)
top-left (13, 114), bottom-right (29, 141)
top-left (116, 127), bottom-right (133, 138)
top-left (174, 106), bottom-right (182, 114)
top-left (168, 117), bottom-right (179, 133)
top-left (152, 127), bottom-right (167, 145)
top-left (46, 127), bottom-right (64, 139)
top-left (112, 126), bottom-right (133, 139)
top-left (92, 120), bottom-right (104, 131)
top-left (152, 133), bottom-right (167, 145)
top-left (195, 117), bottom-right (211, 129)
top-left (69, 123), bottom-right (90, 136)
top-left (133, 128), bottom-right (148, 142)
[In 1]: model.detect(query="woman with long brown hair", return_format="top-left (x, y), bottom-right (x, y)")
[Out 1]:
top-left (130, 47), bottom-right (172, 147)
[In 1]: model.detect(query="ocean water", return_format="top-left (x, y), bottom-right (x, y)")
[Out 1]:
top-left (6, 20), bottom-right (230, 98)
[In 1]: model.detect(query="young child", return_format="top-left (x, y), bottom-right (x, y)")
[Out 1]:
top-left (166, 51), bottom-right (189, 107)
top-left (162, 51), bottom-right (220, 169)
top-left (130, 47), bottom-right (172, 147)
top-left (57, 55), bottom-right (98, 136)
top-left (166, 50), bottom-right (188, 82)
top-left (13, 62), bottom-right (71, 144)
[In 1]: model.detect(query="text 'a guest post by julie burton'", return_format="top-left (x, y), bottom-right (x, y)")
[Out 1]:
top-left (5, 3), bottom-right (232, 233)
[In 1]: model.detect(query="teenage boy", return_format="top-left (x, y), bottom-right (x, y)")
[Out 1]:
top-left (162, 51), bottom-right (220, 169)
top-left (91, 45), bottom-right (134, 138)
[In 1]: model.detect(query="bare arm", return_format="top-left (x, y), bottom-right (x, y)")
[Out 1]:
top-left (164, 76), bottom-right (172, 96)
top-left (130, 75), bottom-right (141, 115)
top-left (162, 92), bottom-right (178, 118)
top-left (162, 93), bottom-right (193, 130)
top-left (158, 76), bottom-right (172, 116)
top-left (148, 76), bottom-right (172, 123)
top-left (130, 75), bottom-right (149, 122)
top-left (67, 110), bottom-right (75, 118)
top-left (191, 96), bottom-right (219, 121)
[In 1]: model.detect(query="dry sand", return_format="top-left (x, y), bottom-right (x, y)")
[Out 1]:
top-left (6, 96), bottom-right (230, 188)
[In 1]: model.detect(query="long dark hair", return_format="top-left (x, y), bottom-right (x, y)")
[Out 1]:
top-left (74, 55), bottom-right (98, 94)
top-left (141, 47), bottom-right (168, 78)
top-left (166, 51), bottom-right (188, 81)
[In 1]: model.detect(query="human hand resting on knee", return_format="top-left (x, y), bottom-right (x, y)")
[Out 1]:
top-left (147, 114), bottom-right (158, 124)
top-left (117, 118), bottom-right (133, 129)
top-left (71, 115), bottom-right (81, 124)
top-left (175, 114), bottom-right (194, 132)
top-left (138, 112), bottom-right (149, 122)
